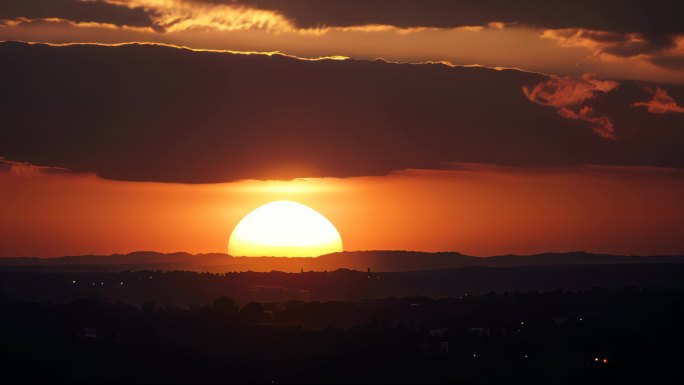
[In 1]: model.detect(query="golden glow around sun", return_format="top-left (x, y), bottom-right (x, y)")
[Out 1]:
top-left (228, 200), bottom-right (343, 257)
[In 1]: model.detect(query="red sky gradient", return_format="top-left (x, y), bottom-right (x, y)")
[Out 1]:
top-left (2, 163), bottom-right (683, 258)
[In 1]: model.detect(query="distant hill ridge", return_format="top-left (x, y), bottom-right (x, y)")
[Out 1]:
top-left (1, 250), bottom-right (683, 273)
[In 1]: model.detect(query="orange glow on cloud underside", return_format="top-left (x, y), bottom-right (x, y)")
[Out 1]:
top-left (1, 14), bottom-right (682, 84)
top-left (1, 164), bottom-right (683, 258)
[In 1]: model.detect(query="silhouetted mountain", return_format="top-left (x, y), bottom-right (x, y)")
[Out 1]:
top-left (0, 251), bottom-right (226, 267)
top-left (1, 250), bottom-right (682, 273)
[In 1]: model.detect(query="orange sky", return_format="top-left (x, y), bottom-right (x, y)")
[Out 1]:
top-left (2, 163), bottom-right (683, 258)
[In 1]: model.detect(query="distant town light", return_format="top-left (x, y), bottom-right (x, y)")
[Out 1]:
top-left (602, 358), bottom-right (608, 364)
top-left (72, 280), bottom-right (76, 284)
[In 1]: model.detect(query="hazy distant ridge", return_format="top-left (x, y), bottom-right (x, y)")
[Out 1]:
top-left (1, 250), bottom-right (683, 273)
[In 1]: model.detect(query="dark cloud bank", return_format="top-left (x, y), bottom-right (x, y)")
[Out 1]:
top-left (0, 0), bottom-right (154, 28)
top-left (232, 0), bottom-right (684, 70)
top-left (0, 41), bottom-right (683, 183)
top-left (236, 0), bottom-right (683, 53)
top-left (4, 0), bottom-right (682, 36)
top-left (233, 0), bottom-right (683, 34)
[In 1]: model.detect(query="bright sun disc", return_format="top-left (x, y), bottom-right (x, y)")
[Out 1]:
top-left (228, 200), bottom-right (343, 257)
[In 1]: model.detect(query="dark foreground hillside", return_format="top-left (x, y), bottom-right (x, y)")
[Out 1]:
top-left (2, 264), bottom-right (683, 383)
top-left (2, 289), bottom-right (682, 384)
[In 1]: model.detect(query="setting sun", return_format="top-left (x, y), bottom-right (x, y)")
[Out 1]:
top-left (228, 200), bottom-right (343, 257)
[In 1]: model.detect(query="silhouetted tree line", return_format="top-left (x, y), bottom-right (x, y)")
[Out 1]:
top-left (1, 288), bottom-right (683, 383)
top-left (2, 264), bottom-right (684, 305)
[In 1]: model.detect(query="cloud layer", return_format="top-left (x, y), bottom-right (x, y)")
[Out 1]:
top-left (0, 0), bottom-right (155, 28)
top-left (230, 0), bottom-right (682, 34)
top-left (227, 0), bottom-right (684, 72)
top-left (632, 86), bottom-right (684, 113)
top-left (523, 75), bottom-right (620, 138)
top-left (0, 42), bottom-right (683, 183)
top-left (1, 0), bottom-right (683, 84)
